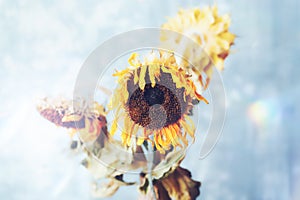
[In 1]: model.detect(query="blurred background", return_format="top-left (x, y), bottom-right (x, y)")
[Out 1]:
top-left (0, 0), bottom-right (299, 199)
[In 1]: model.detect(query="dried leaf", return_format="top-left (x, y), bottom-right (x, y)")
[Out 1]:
top-left (151, 148), bottom-right (186, 180)
top-left (92, 176), bottom-right (135, 198)
top-left (82, 141), bottom-right (147, 180)
top-left (139, 167), bottom-right (201, 200)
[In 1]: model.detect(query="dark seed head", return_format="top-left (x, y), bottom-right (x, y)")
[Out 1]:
top-left (126, 69), bottom-right (190, 130)
top-left (144, 86), bottom-right (165, 106)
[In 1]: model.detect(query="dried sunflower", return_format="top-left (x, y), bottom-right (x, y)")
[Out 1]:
top-left (161, 5), bottom-right (235, 89)
top-left (108, 51), bottom-right (208, 153)
top-left (37, 98), bottom-right (108, 143)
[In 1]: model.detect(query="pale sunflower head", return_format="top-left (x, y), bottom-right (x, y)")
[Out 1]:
top-left (108, 51), bottom-right (208, 153)
top-left (37, 98), bottom-right (108, 143)
top-left (161, 5), bottom-right (235, 88)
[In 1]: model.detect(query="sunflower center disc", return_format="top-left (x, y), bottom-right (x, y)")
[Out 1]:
top-left (144, 86), bottom-right (165, 106)
top-left (128, 83), bottom-right (183, 130)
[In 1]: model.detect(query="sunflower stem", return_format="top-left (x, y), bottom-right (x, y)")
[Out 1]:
top-left (142, 140), bottom-right (157, 200)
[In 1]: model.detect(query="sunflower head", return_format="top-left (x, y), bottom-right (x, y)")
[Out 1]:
top-left (37, 98), bottom-right (108, 144)
top-left (108, 51), bottom-right (208, 153)
top-left (161, 5), bottom-right (235, 89)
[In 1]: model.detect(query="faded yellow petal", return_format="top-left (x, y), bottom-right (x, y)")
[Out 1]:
top-left (180, 118), bottom-right (194, 138)
top-left (178, 131), bottom-right (188, 146)
top-left (61, 114), bottom-right (82, 122)
top-left (137, 137), bottom-right (145, 146)
top-left (138, 65), bottom-right (147, 90)
top-left (159, 130), bottom-right (170, 149)
top-left (121, 133), bottom-right (127, 146)
top-left (165, 126), bottom-right (176, 146)
top-left (93, 102), bottom-right (106, 116)
top-left (161, 65), bottom-right (171, 74)
top-left (157, 132), bottom-right (164, 147)
top-left (170, 71), bottom-right (183, 88)
top-left (126, 134), bottom-right (132, 146)
top-left (68, 129), bottom-right (77, 138)
top-left (110, 118), bottom-right (118, 136)
top-left (211, 54), bottom-right (224, 70)
top-left (219, 32), bottom-right (235, 44)
top-left (134, 69), bottom-right (139, 84)
top-left (154, 132), bottom-right (165, 153)
top-left (153, 64), bottom-right (161, 80)
top-left (132, 123), bottom-right (140, 137)
top-left (186, 115), bottom-right (195, 132)
top-left (128, 53), bottom-right (139, 67)
top-left (124, 115), bottom-right (132, 134)
top-left (169, 124), bottom-right (182, 147)
top-left (148, 64), bottom-right (157, 87)
top-left (113, 68), bottom-right (130, 77)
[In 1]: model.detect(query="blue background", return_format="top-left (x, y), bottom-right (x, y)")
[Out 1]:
top-left (0, 0), bottom-right (299, 199)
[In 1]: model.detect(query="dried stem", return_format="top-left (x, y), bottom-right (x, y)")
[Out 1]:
top-left (141, 139), bottom-right (157, 200)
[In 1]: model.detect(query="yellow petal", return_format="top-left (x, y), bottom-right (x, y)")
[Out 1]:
top-left (171, 71), bottom-right (183, 88)
top-left (169, 124), bottom-right (182, 147)
top-left (180, 118), bottom-right (194, 138)
top-left (186, 115), bottom-right (195, 132)
top-left (124, 115), bottom-right (131, 134)
top-left (154, 132), bottom-right (165, 153)
top-left (113, 68), bottom-right (130, 77)
top-left (159, 130), bottom-right (170, 149)
top-left (165, 126), bottom-right (176, 146)
top-left (68, 129), bottom-right (77, 138)
top-left (62, 114), bottom-right (82, 122)
top-left (211, 54), bottom-right (224, 70)
top-left (138, 65), bottom-right (147, 90)
top-left (110, 118), bottom-right (118, 136)
top-left (219, 32), bottom-right (235, 44)
top-left (137, 137), bottom-right (145, 146)
top-left (153, 64), bottom-right (161, 80)
top-left (148, 64), bottom-right (157, 87)
top-left (122, 84), bottom-right (129, 103)
top-left (157, 132), bottom-right (164, 147)
top-left (128, 53), bottom-right (139, 67)
top-left (121, 132), bottom-right (129, 146)
top-left (216, 37), bottom-right (230, 50)
top-left (126, 134), bottom-right (132, 146)
top-left (177, 131), bottom-right (188, 146)
top-left (134, 69), bottom-right (139, 84)
top-left (161, 65), bottom-right (171, 74)
top-left (131, 123), bottom-right (139, 136)
top-left (84, 117), bottom-right (91, 133)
